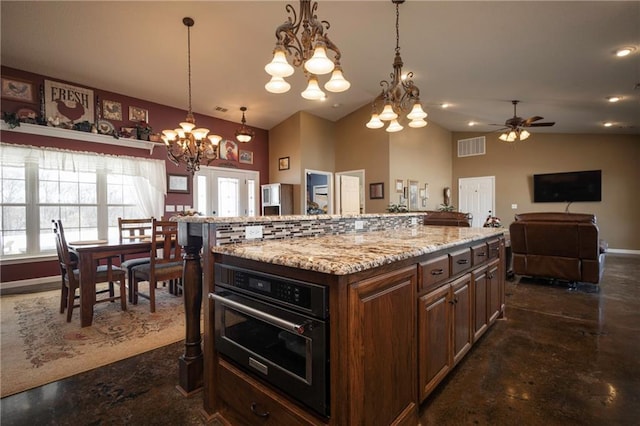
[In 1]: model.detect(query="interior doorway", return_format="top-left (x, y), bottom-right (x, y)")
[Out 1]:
top-left (194, 166), bottom-right (259, 217)
top-left (335, 169), bottom-right (365, 214)
top-left (458, 176), bottom-right (495, 227)
top-left (305, 169), bottom-right (333, 214)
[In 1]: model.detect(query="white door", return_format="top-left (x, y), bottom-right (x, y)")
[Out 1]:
top-left (458, 176), bottom-right (495, 227)
top-left (335, 169), bottom-right (365, 214)
top-left (194, 167), bottom-right (259, 217)
top-left (340, 175), bottom-right (361, 214)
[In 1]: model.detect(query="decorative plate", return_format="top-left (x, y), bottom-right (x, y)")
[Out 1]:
top-left (97, 119), bottom-right (115, 135)
top-left (16, 107), bottom-right (38, 120)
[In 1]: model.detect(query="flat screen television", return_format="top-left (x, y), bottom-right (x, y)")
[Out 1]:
top-left (533, 170), bottom-right (602, 202)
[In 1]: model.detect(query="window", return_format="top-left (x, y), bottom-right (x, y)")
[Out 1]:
top-left (0, 142), bottom-right (166, 258)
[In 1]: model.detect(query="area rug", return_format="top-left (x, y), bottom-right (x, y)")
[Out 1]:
top-left (0, 283), bottom-right (188, 398)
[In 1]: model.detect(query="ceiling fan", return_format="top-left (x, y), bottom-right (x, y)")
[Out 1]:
top-left (492, 100), bottom-right (555, 142)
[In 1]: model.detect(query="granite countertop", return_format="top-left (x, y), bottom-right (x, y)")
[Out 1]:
top-left (211, 227), bottom-right (504, 275)
top-left (170, 212), bottom-right (424, 224)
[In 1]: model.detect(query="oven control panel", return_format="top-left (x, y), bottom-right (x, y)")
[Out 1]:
top-left (215, 264), bottom-right (328, 318)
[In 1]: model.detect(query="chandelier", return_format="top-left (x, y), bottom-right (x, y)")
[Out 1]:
top-left (366, 0), bottom-right (427, 132)
top-left (264, 0), bottom-right (351, 99)
top-left (161, 17), bottom-right (222, 175)
top-left (235, 107), bottom-right (255, 143)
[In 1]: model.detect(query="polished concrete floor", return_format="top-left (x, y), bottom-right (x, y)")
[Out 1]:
top-left (2, 254), bottom-right (638, 425)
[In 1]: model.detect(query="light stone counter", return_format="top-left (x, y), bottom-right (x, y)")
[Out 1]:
top-left (211, 226), bottom-right (504, 275)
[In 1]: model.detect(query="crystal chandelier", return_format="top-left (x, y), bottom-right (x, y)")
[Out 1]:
top-left (161, 17), bottom-right (222, 175)
top-left (264, 0), bottom-right (351, 99)
top-left (366, 0), bottom-right (427, 132)
top-left (235, 107), bottom-right (255, 143)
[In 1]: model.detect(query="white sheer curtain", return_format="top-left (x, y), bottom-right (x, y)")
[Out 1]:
top-left (0, 142), bottom-right (166, 218)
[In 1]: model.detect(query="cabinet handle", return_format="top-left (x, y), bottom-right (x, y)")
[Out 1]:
top-left (478, 252), bottom-right (486, 257)
top-left (457, 259), bottom-right (469, 265)
top-left (251, 402), bottom-right (270, 418)
top-left (487, 272), bottom-right (494, 279)
top-left (430, 268), bottom-right (444, 276)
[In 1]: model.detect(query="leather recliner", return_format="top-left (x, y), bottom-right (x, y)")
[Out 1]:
top-left (509, 212), bottom-right (607, 284)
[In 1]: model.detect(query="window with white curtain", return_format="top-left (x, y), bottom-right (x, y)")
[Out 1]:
top-left (0, 142), bottom-right (166, 258)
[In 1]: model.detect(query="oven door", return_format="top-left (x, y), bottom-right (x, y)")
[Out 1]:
top-left (211, 288), bottom-right (329, 417)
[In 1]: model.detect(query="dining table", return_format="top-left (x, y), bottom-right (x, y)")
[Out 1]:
top-left (67, 238), bottom-right (152, 327)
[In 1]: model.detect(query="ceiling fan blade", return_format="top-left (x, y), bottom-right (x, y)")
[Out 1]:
top-left (528, 122), bottom-right (555, 127)
top-left (523, 116), bottom-right (544, 125)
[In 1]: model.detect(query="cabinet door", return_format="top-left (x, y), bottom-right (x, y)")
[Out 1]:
top-left (349, 266), bottom-right (417, 425)
top-left (487, 259), bottom-right (501, 324)
top-left (451, 273), bottom-right (472, 365)
top-left (472, 267), bottom-right (488, 341)
top-left (418, 284), bottom-right (451, 402)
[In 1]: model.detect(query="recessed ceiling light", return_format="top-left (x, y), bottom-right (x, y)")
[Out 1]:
top-left (468, 121), bottom-right (476, 126)
top-left (441, 103), bottom-right (450, 109)
top-left (615, 47), bottom-right (635, 57)
top-left (607, 96), bottom-right (622, 103)
top-left (603, 122), bottom-right (614, 127)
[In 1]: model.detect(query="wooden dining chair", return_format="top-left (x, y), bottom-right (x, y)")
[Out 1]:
top-left (52, 219), bottom-right (127, 322)
top-left (118, 217), bottom-right (154, 301)
top-left (130, 219), bottom-right (183, 313)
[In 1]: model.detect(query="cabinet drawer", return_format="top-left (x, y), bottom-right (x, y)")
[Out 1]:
top-left (450, 248), bottom-right (472, 276)
top-left (218, 360), bottom-right (322, 426)
top-left (488, 238), bottom-right (501, 259)
top-left (471, 243), bottom-right (489, 266)
top-left (419, 255), bottom-right (450, 292)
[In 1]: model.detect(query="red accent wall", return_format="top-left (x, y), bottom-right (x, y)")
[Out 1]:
top-left (1, 66), bottom-right (269, 283)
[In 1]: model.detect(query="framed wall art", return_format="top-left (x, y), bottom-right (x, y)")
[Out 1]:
top-left (102, 100), bottom-right (122, 120)
top-left (129, 106), bottom-right (148, 122)
top-left (279, 156), bottom-right (290, 171)
top-left (370, 182), bottom-right (384, 199)
top-left (44, 79), bottom-right (95, 125)
top-left (167, 173), bottom-right (191, 194)
top-left (1, 76), bottom-right (35, 103)
top-left (408, 180), bottom-right (419, 211)
top-left (119, 127), bottom-right (137, 139)
top-left (239, 150), bottom-right (253, 165)
top-left (220, 139), bottom-right (239, 161)
top-left (395, 179), bottom-right (404, 193)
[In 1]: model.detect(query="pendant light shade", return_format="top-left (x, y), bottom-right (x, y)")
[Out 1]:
top-left (235, 107), bottom-right (255, 143)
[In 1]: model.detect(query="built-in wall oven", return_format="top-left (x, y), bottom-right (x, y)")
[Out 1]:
top-left (210, 264), bottom-right (330, 417)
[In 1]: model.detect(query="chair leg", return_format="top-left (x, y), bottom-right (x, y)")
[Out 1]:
top-left (60, 281), bottom-right (68, 314)
top-left (66, 285), bottom-right (75, 322)
top-left (131, 276), bottom-right (138, 305)
top-left (120, 279), bottom-right (127, 311)
top-left (149, 278), bottom-right (156, 313)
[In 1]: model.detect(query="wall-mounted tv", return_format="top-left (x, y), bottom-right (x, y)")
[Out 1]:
top-left (533, 170), bottom-right (602, 202)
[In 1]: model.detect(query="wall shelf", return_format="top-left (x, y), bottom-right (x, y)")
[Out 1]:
top-left (1, 121), bottom-right (158, 154)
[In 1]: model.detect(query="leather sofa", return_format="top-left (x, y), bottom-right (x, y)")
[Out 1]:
top-left (423, 211), bottom-right (472, 227)
top-left (509, 212), bottom-right (607, 284)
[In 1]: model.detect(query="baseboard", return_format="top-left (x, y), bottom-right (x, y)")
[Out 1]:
top-left (0, 275), bottom-right (59, 294)
top-left (607, 249), bottom-right (640, 255)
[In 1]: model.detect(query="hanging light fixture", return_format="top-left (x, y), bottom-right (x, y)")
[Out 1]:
top-left (235, 107), bottom-right (255, 143)
top-left (264, 0), bottom-right (350, 99)
top-left (161, 17), bottom-right (221, 175)
top-left (366, 0), bottom-right (427, 132)
top-left (499, 128), bottom-right (530, 142)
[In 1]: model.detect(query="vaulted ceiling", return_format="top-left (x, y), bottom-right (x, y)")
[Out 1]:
top-left (2, 1), bottom-right (639, 136)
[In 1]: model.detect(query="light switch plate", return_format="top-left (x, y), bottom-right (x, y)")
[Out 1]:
top-left (245, 225), bottom-right (263, 239)
top-left (511, 204), bottom-right (518, 209)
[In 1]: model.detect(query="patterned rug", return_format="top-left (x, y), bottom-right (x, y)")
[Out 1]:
top-left (0, 283), bottom-right (187, 398)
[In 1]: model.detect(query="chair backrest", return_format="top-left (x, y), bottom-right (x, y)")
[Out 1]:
top-left (118, 217), bottom-right (154, 243)
top-left (52, 219), bottom-right (77, 279)
top-left (150, 219), bottom-right (182, 266)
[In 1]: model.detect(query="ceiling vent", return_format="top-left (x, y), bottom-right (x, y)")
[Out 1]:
top-left (457, 136), bottom-right (486, 157)
top-left (214, 106), bottom-right (228, 113)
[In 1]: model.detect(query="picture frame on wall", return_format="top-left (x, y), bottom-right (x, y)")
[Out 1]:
top-left (395, 179), bottom-right (404, 193)
top-left (119, 127), bottom-right (137, 140)
top-left (129, 106), bottom-right (148, 122)
top-left (279, 156), bottom-right (290, 171)
top-left (239, 150), bottom-right (253, 164)
top-left (44, 79), bottom-right (95, 125)
top-left (1, 76), bottom-right (35, 103)
top-left (167, 173), bottom-right (191, 194)
top-left (408, 180), bottom-right (419, 211)
top-left (370, 182), bottom-right (384, 199)
top-left (102, 100), bottom-right (122, 121)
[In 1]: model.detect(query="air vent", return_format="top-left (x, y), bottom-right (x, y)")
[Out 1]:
top-left (457, 136), bottom-right (486, 157)
top-left (214, 106), bottom-right (228, 113)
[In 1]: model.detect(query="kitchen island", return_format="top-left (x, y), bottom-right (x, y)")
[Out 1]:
top-left (172, 214), bottom-right (505, 425)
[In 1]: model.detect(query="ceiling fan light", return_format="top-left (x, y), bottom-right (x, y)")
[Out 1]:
top-left (409, 118), bottom-right (427, 128)
top-left (301, 76), bottom-right (325, 100)
top-left (507, 131), bottom-right (517, 142)
top-left (324, 66), bottom-right (351, 93)
top-left (386, 119), bottom-right (403, 133)
top-left (406, 103), bottom-right (427, 120)
top-left (304, 42), bottom-right (335, 75)
top-left (499, 133), bottom-right (509, 142)
top-left (366, 114), bottom-right (385, 129)
top-left (519, 129), bottom-right (530, 140)
top-left (379, 103), bottom-right (398, 121)
top-left (265, 47), bottom-right (294, 77)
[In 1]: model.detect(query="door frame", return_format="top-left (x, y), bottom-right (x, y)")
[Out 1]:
top-left (304, 169), bottom-right (333, 215)
top-left (335, 169), bottom-right (365, 214)
top-left (193, 166), bottom-right (260, 217)
top-left (458, 176), bottom-right (495, 228)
